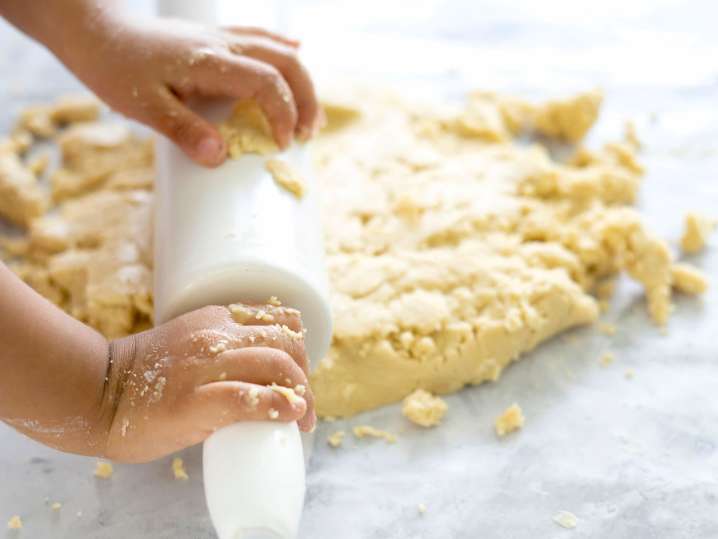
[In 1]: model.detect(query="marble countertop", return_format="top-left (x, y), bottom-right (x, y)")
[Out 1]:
top-left (0, 1), bottom-right (716, 537)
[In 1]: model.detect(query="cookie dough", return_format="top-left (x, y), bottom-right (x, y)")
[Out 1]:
top-left (495, 403), bottom-right (525, 436)
top-left (402, 389), bottom-right (448, 427)
top-left (0, 88), bottom-right (707, 422)
top-left (172, 457), bottom-right (189, 480)
top-left (352, 425), bottom-right (397, 443)
top-left (327, 430), bottom-right (345, 448)
top-left (219, 100), bottom-right (278, 158)
top-left (681, 212), bottom-right (716, 253)
top-left (265, 158), bottom-right (305, 198)
top-left (6, 515), bottom-right (22, 530)
top-left (94, 460), bottom-right (113, 479)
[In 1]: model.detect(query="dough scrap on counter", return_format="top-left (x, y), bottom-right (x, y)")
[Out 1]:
top-left (671, 263), bottom-right (708, 295)
top-left (353, 425), bottom-right (397, 444)
top-left (495, 403), bottom-right (525, 437)
top-left (681, 212), bottom-right (716, 254)
top-left (553, 510), bottom-right (578, 529)
top-left (327, 430), bottom-right (345, 448)
top-left (0, 88), bottom-right (705, 421)
top-left (219, 100), bottom-right (278, 157)
top-left (172, 457), bottom-right (189, 480)
top-left (599, 352), bottom-right (615, 366)
top-left (7, 515), bottom-right (22, 530)
top-left (265, 158), bottom-right (306, 198)
top-left (402, 389), bottom-right (448, 427)
top-left (50, 502), bottom-right (62, 511)
top-left (94, 460), bottom-right (114, 479)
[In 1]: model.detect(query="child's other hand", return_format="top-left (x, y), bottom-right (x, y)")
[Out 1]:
top-left (63, 17), bottom-right (319, 166)
top-left (103, 304), bottom-right (314, 463)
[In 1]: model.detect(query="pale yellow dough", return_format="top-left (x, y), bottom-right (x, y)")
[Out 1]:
top-left (495, 403), bottom-right (525, 436)
top-left (353, 425), bottom-right (397, 443)
top-left (7, 515), bottom-right (22, 530)
top-left (94, 460), bottom-right (114, 479)
top-left (219, 100), bottom-right (277, 158)
top-left (0, 88), bottom-right (708, 422)
top-left (681, 212), bottom-right (716, 254)
top-left (265, 158), bottom-right (306, 198)
top-left (172, 457), bottom-right (189, 480)
top-left (402, 389), bottom-right (448, 427)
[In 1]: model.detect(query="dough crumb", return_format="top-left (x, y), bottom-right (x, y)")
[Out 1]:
top-left (533, 88), bottom-right (603, 142)
top-left (327, 430), bottom-right (345, 448)
top-left (269, 383), bottom-right (304, 405)
top-left (294, 384), bottom-right (306, 396)
top-left (418, 503), bottom-right (427, 514)
top-left (209, 341), bottom-right (228, 354)
top-left (267, 295), bottom-right (282, 306)
top-left (624, 120), bottom-right (641, 149)
top-left (172, 457), bottom-right (189, 480)
top-left (94, 460), bottom-right (113, 479)
top-left (255, 308), bottom-right (274, 322)
top-left (553, 510), bottom-right (578, 529)
top-left (229, 303), bottom-right (254, 324)
top-left (671, 263), bottom-right (709, 295)
top-left (265, 158), bottom-right (306, 199)
top-left (681, 212), bottom-right (716, 254)
top-left (352, 425), bottom-right (397, 444)
top-left (402, 389), bottom-right (448, 428)
top-left (495, 404), bottom-right (525, 437)
top-left (50, 502), bottom-right (62, 511)
top-left (7, 515), bottom-right (22, 530)
top-left (218, 371), bottom-right (227, 381)
top-left (219, 100), bottom-right (277, 158)
top-left (268, 408), bottom-right (279, 419)
top-left (597, 322), bottom-right (617, 336)
top-left (599, 352), bottom-right (615, 366)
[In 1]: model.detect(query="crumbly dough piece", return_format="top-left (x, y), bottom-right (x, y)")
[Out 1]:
top-left (0, 146), bottom-right (48, 226)
top-left (327, 430), bottom-right (345, 448)
top-left (50, 94), bottom-right (101, 125)
top-left (0, 89), bottom-right (701, 421)
top-left (495, 403), bottom-right (525, 436)
top-left (671, 263), bottom-right (709, 295)
top-left (553, 510), bottom-right (578, 529)
top-left (265, 158), bottom-right (305, 198)
top-left (402, 389), bottom-right (448, 427)
top-left (172, 457), bottom-right (189, 480)
top-left (533, 89), bottom-right (603, 142)
top-left (681, 212), bottom-right (716, 254)
top-left (7, 515), bottom-right (22, 530)
top-left (599, 352), bottom-right (615, 366)
top-left (269, 383), bottom-right (304, 405)
top-left (17, 104), bottom-right (56, 138)
top-left (219, 100), bottom-right (278, 158)
top-left (352, 425), bottom-right (397, 444)
top-left (94, 460), bottom-right (114, 478)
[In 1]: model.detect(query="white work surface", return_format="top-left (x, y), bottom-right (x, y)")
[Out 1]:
top-left (1, 1), bottom-right (717, 537)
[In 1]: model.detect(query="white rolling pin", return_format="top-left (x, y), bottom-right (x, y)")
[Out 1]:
top-left (154, 98), bottom-right (332, 539)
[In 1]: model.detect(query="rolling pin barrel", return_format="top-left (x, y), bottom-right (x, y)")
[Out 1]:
top-left (153, 98), bottom-right (332, 539)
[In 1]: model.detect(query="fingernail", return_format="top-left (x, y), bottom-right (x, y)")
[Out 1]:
top-left (197, 137), bottom-right (223, 163)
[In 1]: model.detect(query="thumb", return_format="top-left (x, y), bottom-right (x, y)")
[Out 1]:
top-left (148, 89), bottom-right (227, 167)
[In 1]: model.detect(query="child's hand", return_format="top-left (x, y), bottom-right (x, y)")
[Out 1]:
top-left (66, 17), bottom-right (319, 166)
top-left (104, 304), bottom-right (315, 463)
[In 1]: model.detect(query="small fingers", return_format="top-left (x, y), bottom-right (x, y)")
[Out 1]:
top-left (188, 381), bottom-right (307, 433)
top-left (202, 347), bottom-right (308, 388)
top-left (233, 38), bottom-right (319, 140)
top-left (146, 87), bottom-right (227, 166)
top-left (191, 55), bottom-right (297, 148)
top-left (222, 26), bottom-right (300, 48)
top-left (226, 303), bottom-right (303, 333)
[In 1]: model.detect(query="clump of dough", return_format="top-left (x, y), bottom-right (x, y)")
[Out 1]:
top-left (533, 89), bottom-right (603, 142)
top-left (7, 515), bottom-right (22, 530)
top-left (553, 510), bottom-right (578, 529)
top-left (599, 352), bottom-right (615, 366)
top-left (681, 212), bottom-right (716, 254)
top-left (265, 158), bottom-right (306, 199)
top-left (94, 460), bottom-right (114, 478)
top-left (401, 389), bottom-right (448, 427)
top-left (219, 100), bottom-right (277, 158)
top-left (352, 425), bottom-right (397, 444)
top-left (327, 430), bottom-right (345, 448)
top-left (671, 263), bottom-right (709, 295)
top-left (495, 404), bottom-right (525, 437)
top-left (172, 457), bottom-right (189, 480)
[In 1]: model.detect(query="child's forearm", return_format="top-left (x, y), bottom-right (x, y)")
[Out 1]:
top-left (0, 262), bottom-right (112, 455)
